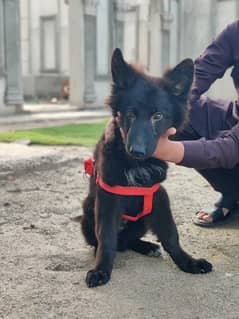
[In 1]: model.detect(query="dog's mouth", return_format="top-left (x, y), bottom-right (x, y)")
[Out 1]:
top-left (126, 149), bottom-right (149, 160)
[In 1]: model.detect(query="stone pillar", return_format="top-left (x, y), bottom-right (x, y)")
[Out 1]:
top-left (169, 0), bottom-right (179, 65)
top-left (4, 0), bottom-right (23, 107)
top-left (83, 0), bottom-right (97, 104)
top-left (148, 0), bottom-right (163, 75)
top-left (114, 1), bottom-right (126, 50)
top-left (137, 0), bottom-right (150, 68)
top-left (237, 0), bottom-right (239, 16)
top-left (0, 0), bottom-right (5, 113)
top-left (179, 0), bottom-right (212, 60)
top-left (96, 0), bottom-right (109, 77)
top-left (161, 1), bottom-right (173, 68)
top-left (115, 1), bottom-right (138, 63)
top-left (69, 0), bottom-right (85, 108)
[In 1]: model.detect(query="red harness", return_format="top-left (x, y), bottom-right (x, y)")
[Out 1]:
top-left (84, 157), bottom-right (160, 222)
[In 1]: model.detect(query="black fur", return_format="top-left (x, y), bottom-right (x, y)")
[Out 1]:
top-left (81, 48), bottom-right (212, 288)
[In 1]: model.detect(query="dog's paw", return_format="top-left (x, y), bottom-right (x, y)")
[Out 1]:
top-left (86, 269), bottom-right (110, 288)
top-left (147, 246), bottom-right (162, 257)
top-left (184, 258), bottom-right (213, 274)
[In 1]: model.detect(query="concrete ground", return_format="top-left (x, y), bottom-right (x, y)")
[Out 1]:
top-left (0, 142), bottom-right (239, 319)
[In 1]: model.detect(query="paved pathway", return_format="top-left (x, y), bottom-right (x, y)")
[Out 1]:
top-left (0, 103), bottom-right (110, 131)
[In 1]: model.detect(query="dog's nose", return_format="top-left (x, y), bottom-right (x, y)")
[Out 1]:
top-left (129, 145), bottom-right (146, 158)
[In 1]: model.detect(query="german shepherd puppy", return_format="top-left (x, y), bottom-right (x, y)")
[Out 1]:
top-left (81, 48), bottom-right (212, 288)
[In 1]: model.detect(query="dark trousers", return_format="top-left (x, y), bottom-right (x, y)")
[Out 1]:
top-left (176, 96), bottom-right (239, 200)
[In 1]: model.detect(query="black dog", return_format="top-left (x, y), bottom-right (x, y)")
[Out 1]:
top-left (81, 48), bottom-right (212, 288)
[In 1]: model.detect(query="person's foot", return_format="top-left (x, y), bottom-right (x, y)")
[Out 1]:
top-left (193, 195), bottom-right (239, 227)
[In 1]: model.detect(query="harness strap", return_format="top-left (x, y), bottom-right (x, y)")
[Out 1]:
top-left (84, 157), bottom-right (95, 175)
top-left (84, 157), bottom-right (160, 222)
top-left (96, 176), bottom-right (160, 221)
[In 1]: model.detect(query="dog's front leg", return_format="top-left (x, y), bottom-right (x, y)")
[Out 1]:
top-left (151, 190), bottom-right (212, 274)
top-left (86, 189), bottom-right (120, 288)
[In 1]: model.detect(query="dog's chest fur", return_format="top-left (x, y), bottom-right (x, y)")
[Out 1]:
top-left (94, 128), bottom-right (168, 219)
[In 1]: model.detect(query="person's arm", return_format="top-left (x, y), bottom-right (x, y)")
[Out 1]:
top-left (153, 125), bottom-right (239, 169)
top-left (191, 21), bottom-right (236, 100)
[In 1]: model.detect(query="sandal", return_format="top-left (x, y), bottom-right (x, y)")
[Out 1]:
top-left (193, 207), bottom-right (235, 227)
top-left (193, 202), bottom-right (239, 228)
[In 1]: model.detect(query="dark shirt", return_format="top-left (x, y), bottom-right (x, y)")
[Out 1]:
top-left (180, 20), bottom-right (239, 169)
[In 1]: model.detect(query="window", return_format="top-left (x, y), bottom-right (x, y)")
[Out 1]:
top-left (40, 15), bottom-right (59, 73)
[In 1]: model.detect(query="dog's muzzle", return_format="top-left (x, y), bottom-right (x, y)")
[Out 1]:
top-left (128, 145), bottom-right (146, 159)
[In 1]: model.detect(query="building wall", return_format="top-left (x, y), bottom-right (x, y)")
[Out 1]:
top-left (148, 0), bottom-right (239, 100)
top-left (0, 0), bottom-right (5, 113)
top-left (0, 0), bottom-right (23, 114)
top-left (20, 0), bottom-right (239, 103)
top-left (20, 0), bottom-right (69, 98)
top-left (208, 0), bottom-right (239, 100)
top-left (179, 0), bottom-right (239, 100)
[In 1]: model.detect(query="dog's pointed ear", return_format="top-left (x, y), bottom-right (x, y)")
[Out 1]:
top-left (111, 48), bottom-right (136, 88)
top-left (164, 59), bottom-right (194, 97)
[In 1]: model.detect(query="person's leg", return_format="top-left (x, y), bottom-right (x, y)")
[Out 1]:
top-left (198, 166), bottom-right (239, 198)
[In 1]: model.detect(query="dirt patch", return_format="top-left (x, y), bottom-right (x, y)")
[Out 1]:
top-left (0, 146), bottom-right (239, 319)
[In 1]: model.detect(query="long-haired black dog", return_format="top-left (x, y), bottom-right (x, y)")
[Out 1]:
top-left (81, 48), bottom-right (212, 288)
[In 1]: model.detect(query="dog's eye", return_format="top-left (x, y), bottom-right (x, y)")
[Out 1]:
top-left (151, 112), bottom-right (163, 121)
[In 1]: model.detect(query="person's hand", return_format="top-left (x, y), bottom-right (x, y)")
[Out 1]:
top-left (153, 127), bottom-right (177, 158)
top-left (153, 127), bottom-right (184, 164)
top-left (161, 127), bottom-right (177, 140)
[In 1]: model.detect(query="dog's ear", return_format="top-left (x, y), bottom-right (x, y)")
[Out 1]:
top-left (111, 48), bottom-right (136, 88)
top-left (164, 59), bottom-right (194, 97)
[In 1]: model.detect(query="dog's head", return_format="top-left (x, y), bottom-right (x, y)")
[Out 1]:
top-left (109, 48), bottom-right (194, 159)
